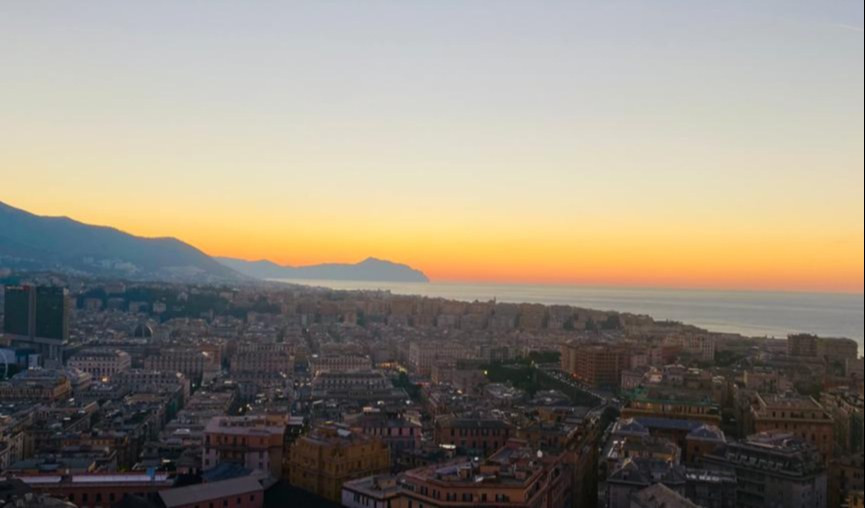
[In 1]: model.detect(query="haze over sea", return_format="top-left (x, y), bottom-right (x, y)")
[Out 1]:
top-left (276, 279), bottom-right (864, 354)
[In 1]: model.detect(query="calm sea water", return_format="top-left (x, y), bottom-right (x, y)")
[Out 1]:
top-left (275, 279), bottom-right (864, 354)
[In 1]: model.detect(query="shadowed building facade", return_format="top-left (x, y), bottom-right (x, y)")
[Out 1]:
top-left (3, 285), bottom-right (70, 364)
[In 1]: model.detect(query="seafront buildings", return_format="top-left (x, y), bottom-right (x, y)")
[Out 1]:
top-left (0, 277), bottom-right (861, 507)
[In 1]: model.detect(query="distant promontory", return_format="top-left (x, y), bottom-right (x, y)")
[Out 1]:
top-left (216, 256), bottom-right (430, 283)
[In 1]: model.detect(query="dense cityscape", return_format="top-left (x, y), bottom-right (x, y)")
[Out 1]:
top-left (0, 271), bottom-right (861, 508)
top-left (1, 2), bottom-right (862, 507)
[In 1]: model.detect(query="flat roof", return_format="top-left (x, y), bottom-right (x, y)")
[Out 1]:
top-left (16, 473), bottom-right (172, 485)
top-left (159, 476), bottom-right (262, 508)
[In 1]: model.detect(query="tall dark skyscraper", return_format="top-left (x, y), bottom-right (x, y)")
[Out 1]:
top-left (2, 286), bottom-right (33, 337)
top-left (34, 286), bottom-right (70, 341)
top-left (2, 285), bottom-right (69, 362)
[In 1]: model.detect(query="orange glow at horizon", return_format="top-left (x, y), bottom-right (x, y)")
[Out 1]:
top-left (5, 198), bottom-right (862, 294)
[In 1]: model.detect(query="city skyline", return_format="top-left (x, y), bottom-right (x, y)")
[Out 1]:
top-left (2, 0), bottom-right (863, 293)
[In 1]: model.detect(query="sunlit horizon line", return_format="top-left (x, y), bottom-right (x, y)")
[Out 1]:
top-left (222, 252), bottom-right (863, 296)
top-left (5, 199), bottom-right (862, 296)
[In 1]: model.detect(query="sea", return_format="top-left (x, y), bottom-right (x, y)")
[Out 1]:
top-left (274, 279), bottom-right (864, 354)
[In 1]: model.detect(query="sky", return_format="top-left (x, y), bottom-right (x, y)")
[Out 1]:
top-left (1, 1), bottom-right (863, 293)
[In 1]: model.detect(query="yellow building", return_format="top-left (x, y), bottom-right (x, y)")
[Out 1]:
top-left (288, 422), bottom-right (390, 502)
top-left (749, 393), bottom-right (835, 461)
top-left (397, 439), bottom-right (572, 508)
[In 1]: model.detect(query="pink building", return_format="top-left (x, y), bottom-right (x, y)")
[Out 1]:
top-left (203, 415), bottom-right (286, 478)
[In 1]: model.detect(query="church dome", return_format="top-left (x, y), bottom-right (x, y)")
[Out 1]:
top-left (132, 322), bottom-right (153, 338)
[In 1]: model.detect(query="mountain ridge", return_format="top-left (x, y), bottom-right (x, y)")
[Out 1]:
top-left (215, 256), bottom-right (430, 283)
top-left (0, 200), bottom-right (243, 281)
top-left (0, 200), bottom-right (429, 284)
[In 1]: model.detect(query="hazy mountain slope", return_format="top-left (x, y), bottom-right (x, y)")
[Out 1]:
top-left (0, 200), bottom-right (243, 281)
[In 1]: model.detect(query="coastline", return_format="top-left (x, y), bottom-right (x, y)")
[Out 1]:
top-left (272, 278), bottom-right (865, 354)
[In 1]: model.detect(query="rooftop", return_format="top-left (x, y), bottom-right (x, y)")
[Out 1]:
top-left (404, 440), bottom-right (549, 488)
top-left (159, 476), bottom-right (262, 508)
top-left (204, 416), bottom-right (285, 436)
top-left (634, 417), bottom-right (703, 433)
top-left (686, 424), bottom-right (725, 442)
top-left (15, 473), bottom-right (172, 486)
top-left (631, 483), bottom-right (699, 508)
top-left (342, 475), bottom-right (402, 499)
top-left (756, 393), bottom-right (824, 411)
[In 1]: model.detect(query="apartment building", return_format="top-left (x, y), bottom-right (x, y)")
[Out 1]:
top-left (203, 415), bottom-right (286, 478)
top-left (434, 413), bottom-right (513, 456)
top-left (703, 432), bottom-right (827, 508)
top-left (560, 342), bottom-right (630, 389)
top-left (310, 355), bottom-right (372, 375)
top-left (749, 393), bottom-right (834, 460)
top-left (67, 349), bottom-right (131, 380)
top-left (288, 423), bottom-right (389, 502)
top-left (144, 348), bottom-right (218, 381)
top-left (398, 439), bottom-right (571, 507)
